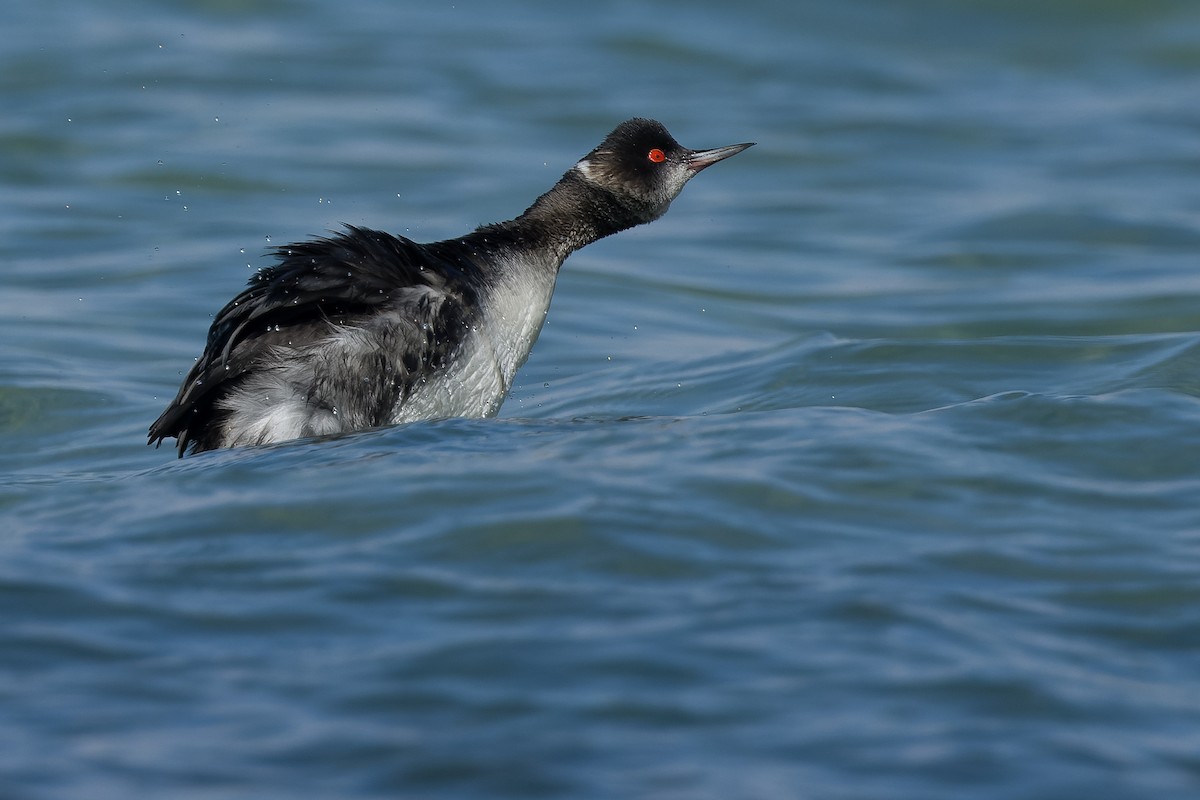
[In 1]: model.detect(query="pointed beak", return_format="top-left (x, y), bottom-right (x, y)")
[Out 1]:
top-left (684, 141), bottom-right (755, 172)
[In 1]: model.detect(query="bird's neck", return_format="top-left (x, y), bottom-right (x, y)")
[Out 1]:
top-left (470, 169), bottom-right (645, 270)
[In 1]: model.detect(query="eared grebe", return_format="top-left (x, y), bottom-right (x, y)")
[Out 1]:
top-left (150, 118), bottom-right (753, 455)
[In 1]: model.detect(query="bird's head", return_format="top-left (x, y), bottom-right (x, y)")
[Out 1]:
top-left (574, 118), bottom-right (754, 224)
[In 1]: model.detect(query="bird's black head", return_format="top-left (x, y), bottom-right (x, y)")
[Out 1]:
top-left (574, 118), bottom-right (754, 224)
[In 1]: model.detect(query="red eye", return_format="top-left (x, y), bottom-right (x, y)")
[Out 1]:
top-left (647, 148), bottom-right (666, 163)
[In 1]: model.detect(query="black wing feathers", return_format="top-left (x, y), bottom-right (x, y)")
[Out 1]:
top-left (148, 225), bottom-right (481, 455)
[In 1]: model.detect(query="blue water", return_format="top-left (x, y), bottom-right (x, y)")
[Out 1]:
top-left (3, 1), bottom-right (1200, 797)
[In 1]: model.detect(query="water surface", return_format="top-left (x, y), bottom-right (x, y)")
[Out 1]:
top-left (3, 1), bottom-right (1200, 798)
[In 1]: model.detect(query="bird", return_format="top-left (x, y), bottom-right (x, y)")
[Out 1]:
top-left (149, 118), bottom-right (754, 456)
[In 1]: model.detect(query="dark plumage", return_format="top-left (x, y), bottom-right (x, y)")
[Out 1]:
top-left (149, 118), bottom-right (753, 456)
